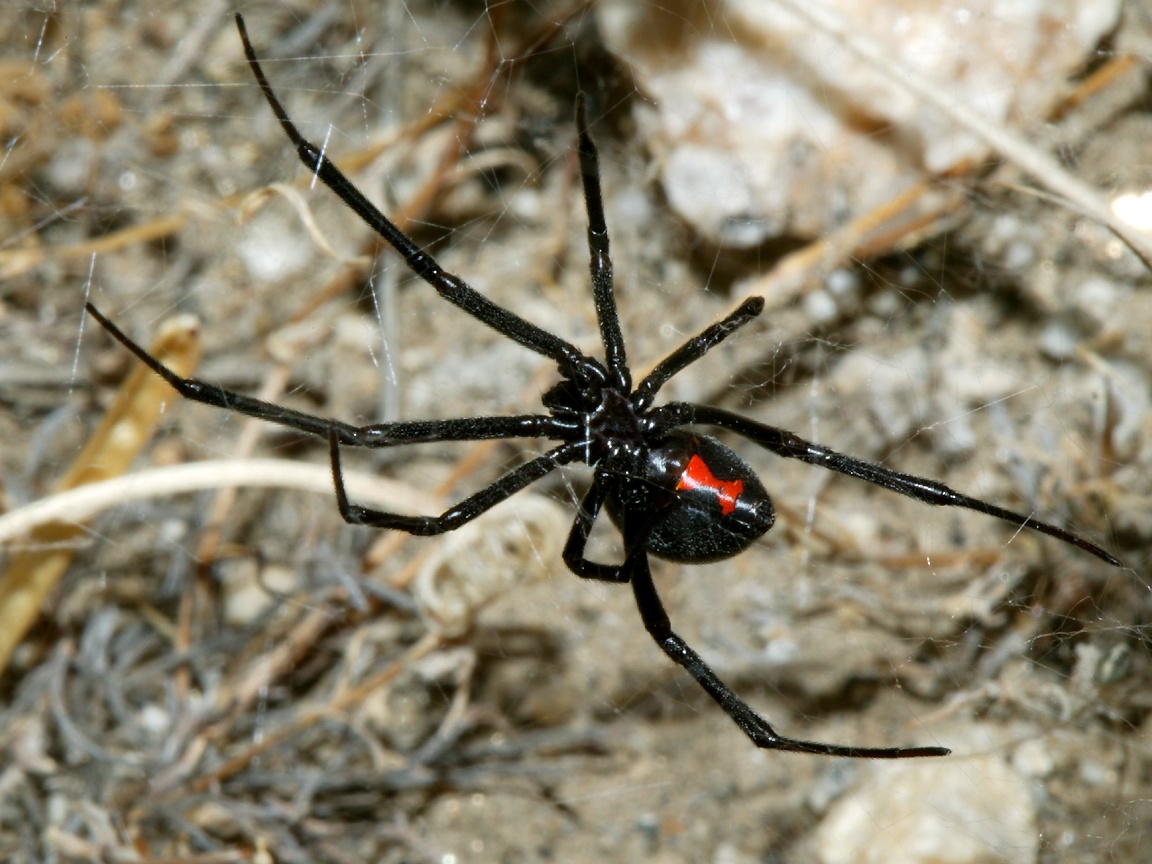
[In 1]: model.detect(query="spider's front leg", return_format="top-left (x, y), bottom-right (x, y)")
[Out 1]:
top-left (86, 302), bottom-right (561, 449)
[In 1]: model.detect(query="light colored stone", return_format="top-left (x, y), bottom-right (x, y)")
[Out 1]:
top-left (815, 755), bottom-right (1038, 864)
top-left (598, 0), bottom-right (1122, 245)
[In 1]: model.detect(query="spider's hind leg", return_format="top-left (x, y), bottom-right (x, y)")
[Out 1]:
top-left (626, 551), bottom-right (950, 759)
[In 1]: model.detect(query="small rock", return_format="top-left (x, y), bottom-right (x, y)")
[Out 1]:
top-left (814, 755), bottom-right (1038, 864)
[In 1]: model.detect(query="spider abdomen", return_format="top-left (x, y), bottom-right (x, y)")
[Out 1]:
top-left (607, 432), bottom-right (775, 564)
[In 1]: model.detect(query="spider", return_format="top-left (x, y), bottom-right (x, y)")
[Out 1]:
top-left (85, 14), bottom-right (1121, 758)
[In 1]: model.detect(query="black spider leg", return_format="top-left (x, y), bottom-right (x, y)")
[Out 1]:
top-left (330, 429), bottom-right (585, 533)
top-left (562, 481), bottom-right (626, 580)
top-left (574, 94), bottom-right (628, 391)
top-left (574, 93), bottom-right (766, 408)
top-left (85, 302), bottom-right (565, 448)
top-left (633, 297), bottom-right (766, 410)
top-left (235, 14), bottom-right (602, 384)
top-left (561, 482), bottom-right (949, 757)
top-left (654, 403), bottom-right (1122, 567)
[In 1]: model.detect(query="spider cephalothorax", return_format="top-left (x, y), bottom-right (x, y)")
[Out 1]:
top-left (85, 14), bottom-right (1121, 758)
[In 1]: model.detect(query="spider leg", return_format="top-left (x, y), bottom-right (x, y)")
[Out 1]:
top-left (86, 302), bottom-right (563, 446)
top-left (575, 94), bottom-right (628, 391)
top-left (625, 541), bottom-right (949, 758)
top-left (235, 14), bottom-right (594, 375)
top-left (633, 297), bottom-right (765, 410)
top-left (577, 90), bottom-right (765, 403)
top-left (654, 402), bottom-right (1121, 567)
top-left (561, 473), bottom-right (947, 755)
top-left (561, 480), bottom-right (630, 582)
top-left (330, 429), bottom-right (581, 534)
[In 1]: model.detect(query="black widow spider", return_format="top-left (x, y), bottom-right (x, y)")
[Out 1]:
top-left (86, 14), bottom-right (1122, 759)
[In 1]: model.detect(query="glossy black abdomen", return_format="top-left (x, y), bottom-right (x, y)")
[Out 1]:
top-left (605, 432), bottom-right (775, 564)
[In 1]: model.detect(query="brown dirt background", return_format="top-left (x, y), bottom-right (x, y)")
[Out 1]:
top-left (2, 3), bottom-right (1151, 862)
